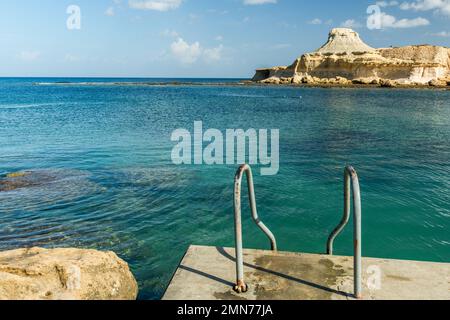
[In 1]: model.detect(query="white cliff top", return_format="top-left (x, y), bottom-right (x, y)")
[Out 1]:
top-left (316, 28), bottom-right (375, 54)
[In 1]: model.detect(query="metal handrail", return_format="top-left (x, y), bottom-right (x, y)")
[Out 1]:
top-left (326, 166), bottom-right (362, 299)
top-left (233, 164), bottom-right (277, 293)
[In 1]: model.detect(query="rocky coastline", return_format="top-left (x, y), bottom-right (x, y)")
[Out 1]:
top-left (252, 28), bottom-right (450, 89)
top-left (241, 79), bottom-right (450, 90)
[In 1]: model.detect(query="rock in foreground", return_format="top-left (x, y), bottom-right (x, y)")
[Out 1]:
top-left (253, 28), bottom-right (450, 88)
top-left (0, 247), bottom-right (138, 300)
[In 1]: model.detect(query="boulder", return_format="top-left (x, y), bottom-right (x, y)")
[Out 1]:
top-left (335, 76), bottom-right (350, 85)
top-left (428, 79), bottom-right (446, 87)
top-left (260, 76), bottom-right (280, 84)
top-left (279, 77), bottom-right (292, 84)
top-left (292, 74), bottom-right (303, 84)
top-left (0, 247), bottom-right (138, 300)
top-left (380, 79), bottom-right (397, 88)
top-left (301, 75), bottom-right (314, 84)
top-left (353, 78), bottom-right (373, 85)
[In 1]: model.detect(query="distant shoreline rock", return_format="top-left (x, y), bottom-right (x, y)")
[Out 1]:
top-left (0, 247), bottom-right (138, 300)
top-left (252, 28), bottom-right (450, 89)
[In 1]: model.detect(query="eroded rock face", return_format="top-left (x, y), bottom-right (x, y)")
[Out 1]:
top-left (0, 247), bottom-right (138, 300)
top-left (253, 28), bottom-right (450, 87)
top-left (316, 28), bottom-right (375, 54)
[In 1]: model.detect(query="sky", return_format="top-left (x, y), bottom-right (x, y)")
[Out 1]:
top-left (0, 0), bottom-right (449, 78)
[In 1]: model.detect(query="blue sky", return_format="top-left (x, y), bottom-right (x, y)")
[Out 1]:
top-left (0, 0), bottom-right (449, 77)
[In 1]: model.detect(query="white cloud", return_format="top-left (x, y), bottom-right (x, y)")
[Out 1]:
top-left (341, 19), bottom-right (363, 28)
top-left (308, 18), bottom-right (322, 25)
top-left (105, 7), bottom-right (115, 16)
top-left (204, 45), bottom-right (224, 63)
top-left (271, 43), bottom-right (292, 49)
top-left (18, 51), bottom-right (40, 62)
top-left (243, 0), bottom-right (277, 5)
top-left (171, 38), bottom-right (202, 64)
top-left (307, 18), bottom-right (333, 25)
top-left (431, 30), bottom-right (450, 36)
top-left (207, 9), bottom-right (229, 15)
top-left (129, 0), bottom-right (182, 11)
top-left (378, 12), bottom-right (430, 28)
top-left (368, 10), bottom-right (430, 28)
top-left (400, 0), bottom-right (450, 16)
top-left (376, 1), bottom-right (400, 7)
top-left (161, 29), bottom-right (179, 37)
top-left (170, 38), bottom-right (224, 64)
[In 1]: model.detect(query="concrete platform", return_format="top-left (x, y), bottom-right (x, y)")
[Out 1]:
top-left (163, 245), bottom-right (450, 300)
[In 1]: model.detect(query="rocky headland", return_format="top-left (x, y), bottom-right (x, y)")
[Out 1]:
top-left (252, 28), bottom-right (450, 89)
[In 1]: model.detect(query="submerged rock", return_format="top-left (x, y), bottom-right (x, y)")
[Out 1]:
top-left (0, 169), bottom-right (103, 235)
top-left (1, 171), bottom-right (35, 191)
top-left (6, 172), bottom-right (29, 178)
top-left (0, 170), bottom-right (59, 192)
top-left (0, 247), bottom-right (138, 300)
top-left (0, 169), bottom-right (99, 196)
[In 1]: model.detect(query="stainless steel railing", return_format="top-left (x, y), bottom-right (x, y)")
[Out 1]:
top-left (233, 164), bottom-right (277, 293)
top-left (232, 164), bottom-right (362, 299)
top-left (326, 166), bottom-right (362, 299)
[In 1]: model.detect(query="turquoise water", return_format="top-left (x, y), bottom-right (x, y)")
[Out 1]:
top-left (0, 78), bottom-right (449, 299)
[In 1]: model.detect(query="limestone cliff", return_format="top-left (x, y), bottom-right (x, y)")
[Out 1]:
top-left (253, 28), bottom-right (450, 87)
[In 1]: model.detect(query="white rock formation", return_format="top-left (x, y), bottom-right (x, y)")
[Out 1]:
top-left (316, 28), bottom-right (375, 54)
top-left (253, 28), bottom-right (450, 86)
top-left (0, 247), bottom-right (138, 300)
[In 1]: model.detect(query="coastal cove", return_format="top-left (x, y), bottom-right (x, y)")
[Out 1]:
top-left (1, 78), bottom-right (449, 299)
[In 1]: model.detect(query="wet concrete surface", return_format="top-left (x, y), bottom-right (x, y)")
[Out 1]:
top-left (163, 246), bottom-right (450, 300)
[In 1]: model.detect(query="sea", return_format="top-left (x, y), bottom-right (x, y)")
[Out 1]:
top-left (0, 78), bottom-right (449, 299)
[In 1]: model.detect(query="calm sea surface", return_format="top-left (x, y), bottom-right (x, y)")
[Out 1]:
top-left (0, 78), bottom-right (449, 299)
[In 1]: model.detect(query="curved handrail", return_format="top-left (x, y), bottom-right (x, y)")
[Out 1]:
top-left (233, 164), bottom-right (277, 293)
top-left (326, 166), bottom-right (362, 299)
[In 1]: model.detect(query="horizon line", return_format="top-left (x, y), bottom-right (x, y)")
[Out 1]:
top-left (0, 76), bottom-right (250, 79)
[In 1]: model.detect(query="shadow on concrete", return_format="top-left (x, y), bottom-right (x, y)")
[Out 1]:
top-left (216, 246), bottom-right (352, 299)
top-left (179, 265), bottom-right (235, 287)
